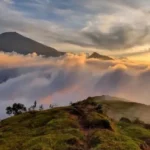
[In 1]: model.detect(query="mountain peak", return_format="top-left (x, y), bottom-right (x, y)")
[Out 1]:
top-left (0, 32), bottom-right (65, 57)
top-left (0, 32), bottom-right (20, 36)
top-left (88, 52), bottom-right (113, 60)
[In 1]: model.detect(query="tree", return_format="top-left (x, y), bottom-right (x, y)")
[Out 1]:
top-left (33, 101), bottom-right (37, 110)
top-left (39, 105), bottom-right (43, 111)
top-left (12, 103), bottom-right (27, 115)
top-left (6, 106), bottom-right (13, 116)
top-left (49, 104), bottom-right (57, 109)
top-left (6, 103), bottom-right (27, 116)
top-left (49, 104), bottom-right (54, 109)
top-left (29, 101), bottom-right (37, 111)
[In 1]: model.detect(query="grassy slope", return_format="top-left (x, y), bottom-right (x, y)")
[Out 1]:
top-left (93, 96), bottom-right (150, 123)
top-left (0, 96), bottom-right (150, 150)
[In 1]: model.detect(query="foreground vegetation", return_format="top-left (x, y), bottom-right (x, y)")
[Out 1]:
top-left (0, 96), bottom-right (150, 150)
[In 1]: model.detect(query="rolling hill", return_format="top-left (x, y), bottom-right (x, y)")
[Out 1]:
top-left (0, 95), bottom-right (150, 150)
top-left (0, 32), bottom-right (65, 57)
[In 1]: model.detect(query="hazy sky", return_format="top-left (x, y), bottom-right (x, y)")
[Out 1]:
top-left (1, 0), bottom-right (150, 59)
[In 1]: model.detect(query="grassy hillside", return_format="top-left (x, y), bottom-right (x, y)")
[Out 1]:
top-left (0, 96), bottom-right (150, 150)
top-left (92, 96), bottom-right (150, 123)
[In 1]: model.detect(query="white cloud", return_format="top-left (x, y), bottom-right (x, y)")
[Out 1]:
top-left (1, 0), bottom-right (150, 56)
top-left (0, 52), bottom-right (150, 118)
top-left (3, 0), bottom-right (14, 4)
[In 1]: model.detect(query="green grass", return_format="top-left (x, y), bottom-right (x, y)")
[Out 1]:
top-left (118, 122), bottom-right (150, 145)
top-left (89, 130), bottom-right (140, 150)
top-left (1, 96), bottom-right (150, 150)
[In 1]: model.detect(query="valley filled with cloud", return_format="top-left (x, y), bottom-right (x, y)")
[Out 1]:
top-left (0, 52), bottom-right (150, 118)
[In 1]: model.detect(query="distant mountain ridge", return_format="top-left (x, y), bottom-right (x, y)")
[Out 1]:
top-left (0, 32), bottom-right (65, 57)
top-left (88, 52), bottom-right (113, 60)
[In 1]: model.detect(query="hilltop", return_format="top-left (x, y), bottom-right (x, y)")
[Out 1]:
top-left (0, 96), bottom-right (150, 150)
top-left (92, 96), bottom-right (150, 123)
top-left (0, 32), bottom-right (65, 57)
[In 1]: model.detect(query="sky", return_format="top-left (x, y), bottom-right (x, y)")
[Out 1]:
top-left (1, 0), bottom-right (150, 60)
top-left (1, 0), bottom-right (150, 118)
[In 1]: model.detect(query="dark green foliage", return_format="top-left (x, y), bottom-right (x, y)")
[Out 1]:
top-left (84, 116), bottom-right (112, 130)
top-left (144, 124), bottom-right (150, 130)
top-left (6, 103), bottom-right (26, 116)
top-left (6, 106), bottom-right (12, 115)
top-left (96, 104), bottom-right (103, 113)
top-left (133, 118), bottom-right (145, 125)
top-left (120, 117), bottom-right (132, 123)
top-left (70, 106), bottom-right (84, 116)
top-left (66, 137), bottom-right (79, 145)
top-left (89, 135), bottom-right (101, 147)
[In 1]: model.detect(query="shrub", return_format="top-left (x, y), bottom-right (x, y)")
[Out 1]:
top-left (69, 106), bottom-right (84, 116)
top-left (96, 104), bottom-right (103, 113)
top-left (90, 136), bottom-right (101, 147)
top-left (120, 117), bottom-right (132, 123)
top-left (66, 137), bottom-right (79, 145)
top-left (83, 112), bottom-right (112, 130)
top-left (133, 118), bottom-right (145, 125)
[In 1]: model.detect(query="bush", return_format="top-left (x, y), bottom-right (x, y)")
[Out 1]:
top-left (84, 118), bottom-right (112, 129)
top-left (66, 137), bottom-right (79, 145)
top-left (96, 104), bottom-right (103, 113)
top-left (70, 106), bottom-right (84, 116)
top-left (133, 118), bottom-right (144, 125)
top-left (90, 136), bottom-right (101, 147)
top-left (83, 112), bottom-right (112, 130)
top-left (120, 117), bottom-right (132, 123)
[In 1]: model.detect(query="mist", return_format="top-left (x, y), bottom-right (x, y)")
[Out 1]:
top-left (0, 52), bottom-right (150, 118)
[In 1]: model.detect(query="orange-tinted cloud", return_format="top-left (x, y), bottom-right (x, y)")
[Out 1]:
top-left (0, 52), bottom-right (150, 118)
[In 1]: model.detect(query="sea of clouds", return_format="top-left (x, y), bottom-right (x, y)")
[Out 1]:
top-left (0, 52), bottom-right (150, 118)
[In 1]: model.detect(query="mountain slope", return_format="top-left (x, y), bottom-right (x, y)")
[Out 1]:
top-left (0, 32), bottom-right (65, 57)
top-left (0, 96), bottom-right (150, 150)
top-left (92, 96), bottom-right (150, 124)
top-left (88, 52), bottom-right (113, 60)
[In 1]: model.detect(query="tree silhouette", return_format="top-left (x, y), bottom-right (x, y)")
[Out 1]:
top-left (6, 106), bottom-right (13, 116)
top-left (29, 101), bottom-right (37, 111)
top-left (6, 103), bottom-right (27, 116)
top-left (49, 104), bottom-right (54, 109)
top-left (39, 105), bottom-right (44, 111)
top-left (33, 101), bottom-right (37, 110)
